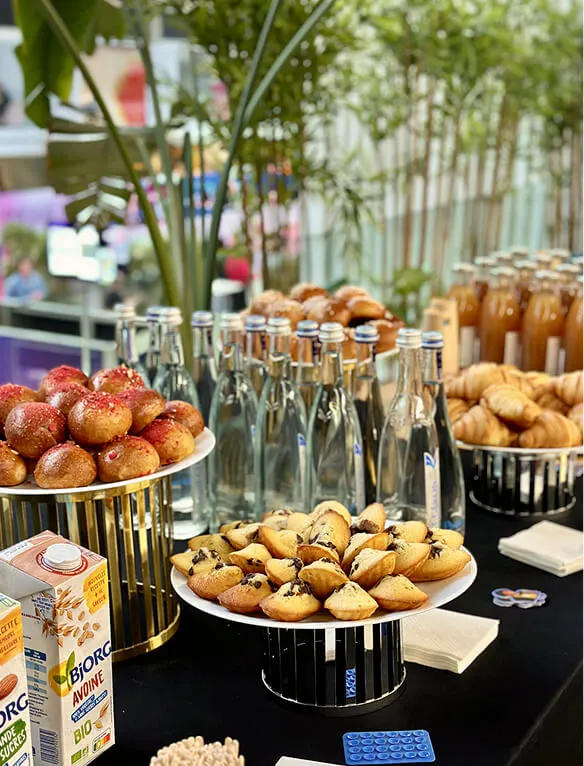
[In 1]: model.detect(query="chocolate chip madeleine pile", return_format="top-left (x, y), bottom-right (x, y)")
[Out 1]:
top-left (172, 502), bottom-right (471, 623)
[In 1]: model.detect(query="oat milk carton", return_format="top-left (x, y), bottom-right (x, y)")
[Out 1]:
top-left (0, 532), bottom-right (114, 765)
top-left (0, 594), bottom-right (32, 766)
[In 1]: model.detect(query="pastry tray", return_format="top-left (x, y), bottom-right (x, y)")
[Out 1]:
top-left (171, 546), bottom-right (477, 631)
top-left (0, 427), bottom-right (215, 496)
top-left (457, 441), bottom-right (583, 457)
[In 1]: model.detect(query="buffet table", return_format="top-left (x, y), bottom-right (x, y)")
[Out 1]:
top-left (103, 463), bottom-right (582, 766)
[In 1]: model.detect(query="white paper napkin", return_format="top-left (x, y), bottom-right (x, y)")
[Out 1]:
top-left (402, 608), bottom-right (499, 673)
top-left (498, 520), bottom-right (583, 576)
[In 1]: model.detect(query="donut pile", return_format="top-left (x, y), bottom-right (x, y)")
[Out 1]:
top-left (0, 365), bottom-right (204, 490)
top-left (244, 283), bottom-right (404, 358)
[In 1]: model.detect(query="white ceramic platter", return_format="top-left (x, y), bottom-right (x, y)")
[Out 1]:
top-left (171, 546), bottom-right (477, 631)
top-left (0, 428), bottom-right (215, 496)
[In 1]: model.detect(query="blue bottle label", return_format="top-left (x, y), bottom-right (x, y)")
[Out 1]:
top-left (424, 452), bottom-right (441, 527)
top-left (354, 443), bottom-right (365, 511)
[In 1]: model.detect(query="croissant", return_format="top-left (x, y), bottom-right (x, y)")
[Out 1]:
top-left (568, 402), bottom-right (583, 431)
top-left (445, 363), bottom-right (504, 401)
top-left (551, 371), bottom-right (583, 407)
top-left (524, 371), bottom-right (552, 395)
top-left (499, 369), bottom-right (535, 398)
top-left (447, 398), bottom-right (471, 425)
top-left (453, 404), bottom-right (516, 447)
top-left (518, 411), bottom-right (582, 449)
top-left (532, 388), bottom-right (569, 414)
top-left (481, 384), bottom-right (542, 428)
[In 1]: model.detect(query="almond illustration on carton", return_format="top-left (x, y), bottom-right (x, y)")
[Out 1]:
top-left (0, 673), bottom-right (18, 700)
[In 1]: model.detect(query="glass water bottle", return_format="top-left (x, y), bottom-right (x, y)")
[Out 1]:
top-left (114, 303), bottom-right (148, 382)
top-left (153, 308), bottom-right (209, 539)
top-left (255, 317), bottom-right (307, 517)
top-left (353, 325), bottom-right (384, 506)
top-left (307, 322), bottom-right (365, 514)
top-left (295, 319), bottom-right (320, 414)
top-left (377, 328), bottom-right (440, 526)
top-left (209, 314), bottom-right (258, 529)
top-left (244, 314), bottom-right (267, 400)
top-left (192, 310), bottom-right (217, 425)
top-left (146, 305), bottom-right (167, 385)
top-left (422, 331), bottom-right (465, 532)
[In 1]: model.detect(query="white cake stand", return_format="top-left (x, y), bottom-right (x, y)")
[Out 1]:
top-left (172, 548), bottom-right (477, 714)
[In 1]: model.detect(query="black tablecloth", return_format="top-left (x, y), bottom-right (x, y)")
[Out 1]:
top-left (103, 473), bottom-right (583, 766)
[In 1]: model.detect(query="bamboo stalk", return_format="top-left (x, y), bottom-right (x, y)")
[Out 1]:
top-left (568, 128), bottom-right (577, 252)
top-left (376, 141), bottom-right (389, 299)
top-left (484, 92), bottom-right (507, 253)
top-left (554, 136), bottom-right (564, 247)
top-left (35, 0), bottom-right (181, 307)
top-left (431, 100), bottom-right (448, 274)
top-left (402, 17), bottom-right (414, 270)
top-left (256, 162), bottom-right (269, 289)
top-left (494, 117), bottom-right (519, 247)
top-left (418, 80), bottom-right (435, 267)
top-left (239, 161), bottom-right (253, 262)
top-left (436, 109), bottom-right (462, 284)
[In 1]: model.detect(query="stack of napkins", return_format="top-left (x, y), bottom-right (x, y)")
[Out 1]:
top-left (402, 608), bottom-right (499, 673)
top-left (498, 520), bottom-right (583, 576)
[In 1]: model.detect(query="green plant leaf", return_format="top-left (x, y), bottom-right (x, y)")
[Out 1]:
top-left (53, 674), bottom-right (67, 685)
top-left (12, 0), bottom-right (125, 127)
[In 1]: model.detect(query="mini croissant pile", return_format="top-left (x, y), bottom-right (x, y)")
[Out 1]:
top-left (172, 502), bottom-right (471, 623)
top-left (447, 365), bottom-right (583, 449)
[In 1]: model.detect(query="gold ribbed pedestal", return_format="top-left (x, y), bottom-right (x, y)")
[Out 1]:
top-left (0, 475), bottom-right (179, 662)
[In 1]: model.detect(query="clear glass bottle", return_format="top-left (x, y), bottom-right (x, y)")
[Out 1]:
top-left (146, 305), bottom-right (167, 385)
top-left (192, 310), bottom-right (217, 425)
top-left (295, 319), bottom-right (320, 414)
top-left (307, 322), bottom-right (365, 514)
top-left (447, 264), bottom-right (480, 368)
top-left (209, 313), bottom-right (258, 529)
top-left (255, 317), bottom-right (307, 517)
top-left (377, 328), bottom-right (440, 526)
top-left (422, 331), bottom-right (465, 532)
top-left (153, 308), bottom-right (209, 539)
top-left (114, 303), bottom-right (148, 383)
top-left (353, 325), bottom-right (385, 507)
top-left (245, 315), bottom-right (267, 400)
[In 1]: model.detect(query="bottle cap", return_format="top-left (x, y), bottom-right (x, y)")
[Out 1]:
top-left (114, 303), bottom-right (136, 320)
top-left (535, 269), bottom-right (561, 281)
top-left (43, 543), bottom-right (82, 572)
top-left (245, 314), bottom-right (266, 331)
top-left (491, 250), bottom-right (512, 263)
top-left (396, 328), bottom-right (422, 348)
top-left (491, 266), bottom-right (516, 279)
top-left (475, 256), bottom-right (497, 267)
top-left (422, 330), bottom-right (444, 349)
top-left (355, 325), bottom-right (379, 344)
top-left (453, 263), bottom-right (476, 274)
top-left (146, 305), bottom-right (169, 321)
top-left (296, 319), bottom-right (319, 338)
top-left (221, 313), bottom-right (244, 332)
top-left (267, 317), bottom-right (291, 335)
top-left (158, 307), bottom-right (182, 326)
top-left (550, 248), bottom-right (571, 259)
top-left (515, 260), bottom-right (538, 272)
top-left (192, 310), bottom-right (214, 328)
top-left (510, 245), bottom-right (530, 256)
top-left (319, 322), bottom-right (345, 343)
top-left (555, 263), bottom-right (580, 275)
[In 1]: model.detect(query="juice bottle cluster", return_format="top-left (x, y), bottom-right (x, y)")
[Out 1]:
top-left (447, 248), bottom-right (582, 373)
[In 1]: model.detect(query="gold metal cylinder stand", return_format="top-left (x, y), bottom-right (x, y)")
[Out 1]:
top-left (0, 475), bottom-right (179, 662)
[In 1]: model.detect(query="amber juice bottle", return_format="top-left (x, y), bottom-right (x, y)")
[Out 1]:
top-left (479, 268), bottom-right (521, 364)
top-left (521, 270), bottom-right (564, 373)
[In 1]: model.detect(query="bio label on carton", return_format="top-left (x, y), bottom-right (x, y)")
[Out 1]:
top-left (0, 532), bottom-right (114, 765)
top-left (0, 593), bottom-right (32, 766)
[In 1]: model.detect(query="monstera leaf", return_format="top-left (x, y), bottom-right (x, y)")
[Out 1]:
top-left (11, 0), bottom-right (125, 127)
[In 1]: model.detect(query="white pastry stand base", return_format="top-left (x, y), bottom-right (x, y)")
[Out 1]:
top-left (172, 550), bottom-right (477, 715)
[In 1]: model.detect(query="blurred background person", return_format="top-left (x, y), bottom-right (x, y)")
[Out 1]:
top-left (4, 256), bottom-right (47, 300)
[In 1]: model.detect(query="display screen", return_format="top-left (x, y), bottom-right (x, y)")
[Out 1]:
top-left (46, 224), bottom-right (100, 282)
